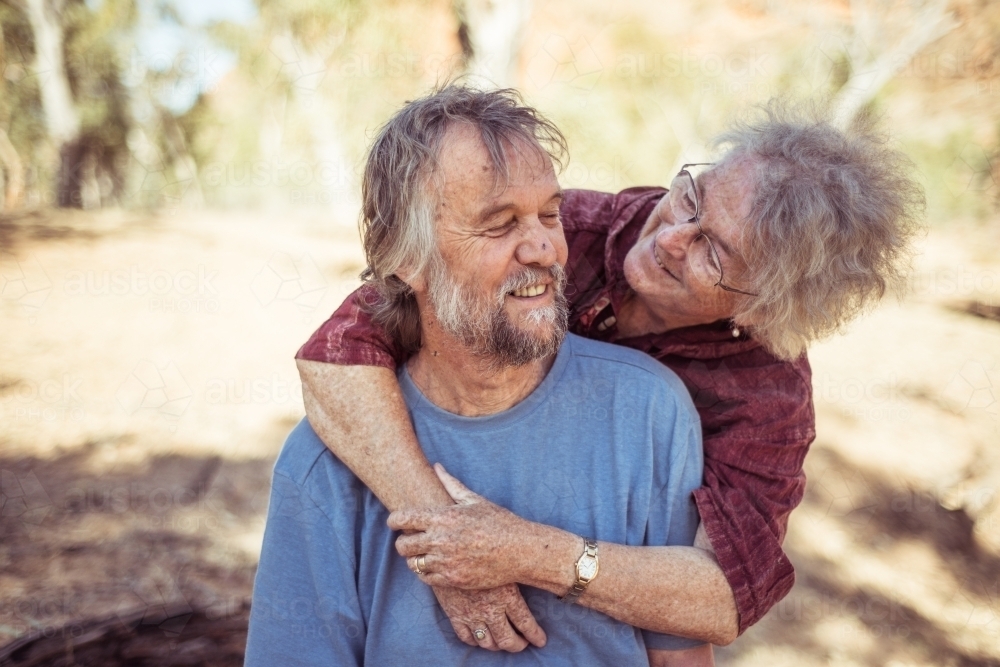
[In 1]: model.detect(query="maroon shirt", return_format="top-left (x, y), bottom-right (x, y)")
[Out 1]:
top-left (297, 187), bottom-right (816, 634)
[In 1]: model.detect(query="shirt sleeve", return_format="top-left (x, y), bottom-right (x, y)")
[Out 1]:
top-left (641, 388), bottom-right (707, 652)
top-left (245, 461), bottom-right (366, 665)
top-left (692, 430), bottom-right (811, 634)
top-left (295, 284), bottom-right (406, 369)
top-left (686, 354), bottom-right (816, 634)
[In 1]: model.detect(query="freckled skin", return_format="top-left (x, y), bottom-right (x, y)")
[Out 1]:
top-left (299, 130), bottom-right (740, 662)
top-left (619, 158), bottom-right (757, 338)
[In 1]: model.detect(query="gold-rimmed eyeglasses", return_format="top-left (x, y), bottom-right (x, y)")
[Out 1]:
top-left (668, 163), bottom-right (759, 297)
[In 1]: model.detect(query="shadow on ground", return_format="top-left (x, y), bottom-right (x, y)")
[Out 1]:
top-left (0, 442), bottom-right (274, 665)
top-left (720, 446), bottom-right (1000, 667)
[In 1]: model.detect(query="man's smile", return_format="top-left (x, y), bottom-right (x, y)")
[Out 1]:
top-left (509, 283), bottom-right (549, 299)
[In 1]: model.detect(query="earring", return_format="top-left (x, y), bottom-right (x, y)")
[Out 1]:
top-left (731, 324), bottom-right (741, 338)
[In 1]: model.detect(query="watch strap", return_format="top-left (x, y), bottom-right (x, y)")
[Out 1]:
top-left (560, 538), bottom-right (598, 603)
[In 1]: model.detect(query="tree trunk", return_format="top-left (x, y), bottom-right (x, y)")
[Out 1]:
top-left (0, 128), bottom-right (25, 210)
top-left (23, 0), bottom-right (84, 207)
top-left (830, 0), bottom-right (957, 129)
top-left (454, 0), bottom-right (532, 87)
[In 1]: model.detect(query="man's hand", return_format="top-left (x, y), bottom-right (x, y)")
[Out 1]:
top-left (388, 464), bottom-right (536, 590)
top-left (431, 584), bottom-right (547, 652)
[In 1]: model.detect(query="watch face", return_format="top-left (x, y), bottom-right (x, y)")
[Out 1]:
top-left (578, 556), bottom-right (598, 580)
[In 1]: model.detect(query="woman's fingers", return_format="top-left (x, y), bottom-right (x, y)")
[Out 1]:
top-left (434, 463), bottom-right (482, 505)
top-left (450, 622), bottom-right (478, 647)
top-left (506, 593), bottom-right (547, 648)
top-left (486, 616), bottom-right (529, 653)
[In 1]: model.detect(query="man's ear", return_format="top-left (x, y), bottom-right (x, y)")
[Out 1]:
top-left (396, 264), bottom-right (427, 294)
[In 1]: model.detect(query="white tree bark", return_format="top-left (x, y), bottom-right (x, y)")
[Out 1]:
top-left (0, 128), bottom-right (25, 210)
top-left (268, 32), bottom-right (358, 220)
top-left (457, 0), bottom-right (532, 87)
top-left (830, 0), bottom-right (957, 129)
top-left (23, 0), bottom-right (80, 144)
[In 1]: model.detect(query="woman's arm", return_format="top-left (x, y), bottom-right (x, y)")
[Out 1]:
top-left (298, 360), bottom-right (451, 511)
top-left (391, 466), bottom-right (740, 646)
top-left (648, 645), bottom-right (715, 667)
top-left (295, 292), bottom-right (546, 651)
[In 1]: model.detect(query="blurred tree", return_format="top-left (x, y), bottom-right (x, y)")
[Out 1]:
top-left (0, 20), bottom-right (26, 208)
top-left (20, 0), bottom-right (82, 206)
top-left (0, 0), bottom-right (134, 208)
top-left (454, 0), bottom-right (531, 87)
top-left (830, 0), bottom-right (957, 128)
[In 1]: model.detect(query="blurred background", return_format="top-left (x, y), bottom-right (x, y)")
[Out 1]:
top-left (0, 0), bottom-right (998, 664)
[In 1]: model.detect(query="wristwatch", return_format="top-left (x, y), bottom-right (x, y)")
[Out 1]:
top-left (561, 538), bottom-right (599, 603)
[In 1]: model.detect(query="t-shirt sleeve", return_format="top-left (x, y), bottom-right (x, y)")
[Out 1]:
top-left (296, 284), bottom-right (407, 369)
top-left (641, 387), bottom-right (706, 652)
top-left (245, 445), bottom-right (367, 666)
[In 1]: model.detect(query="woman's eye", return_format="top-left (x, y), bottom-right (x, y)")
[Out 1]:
top-left (683, 194), bottom-right (697, 214)
top-left (705, 244), bottom-right (722, 272)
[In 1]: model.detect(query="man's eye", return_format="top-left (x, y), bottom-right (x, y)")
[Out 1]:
top-left (487, 219), bottom-right (516, 235)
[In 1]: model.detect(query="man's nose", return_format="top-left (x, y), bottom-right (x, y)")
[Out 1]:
top-left (515, 216), bottom-right (559, 267)
top-left (655, 220), bottom-right (699, 260)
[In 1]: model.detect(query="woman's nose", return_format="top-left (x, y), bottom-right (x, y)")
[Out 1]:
top-left (655, 220), bottom-right (699, 260)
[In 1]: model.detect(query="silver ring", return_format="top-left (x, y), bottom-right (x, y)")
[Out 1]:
top-left (473, 628), bottom-right (487, 641)
top-left (414, 555), bottom-right (426, 575)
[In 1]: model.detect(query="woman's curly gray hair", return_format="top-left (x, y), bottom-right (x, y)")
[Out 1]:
top-left (716, 103), bottom-right (925, 360)
top-left (359, 84), bottom-right (567, 352)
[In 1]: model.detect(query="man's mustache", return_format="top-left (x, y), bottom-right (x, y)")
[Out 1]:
top-left (496, 264), bottom-right (567, 302)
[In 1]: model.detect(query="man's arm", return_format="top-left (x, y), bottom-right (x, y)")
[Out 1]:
top-left (246, 467), bottom-right (365, 666)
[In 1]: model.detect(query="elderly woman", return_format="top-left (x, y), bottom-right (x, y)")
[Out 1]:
top-left (294, 99), bottom-right (923, 651)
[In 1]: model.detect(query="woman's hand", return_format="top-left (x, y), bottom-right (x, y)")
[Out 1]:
top-left (388, 463), bottom-right (534, 590)
top-left (430, 584), bottom-right (547, 652)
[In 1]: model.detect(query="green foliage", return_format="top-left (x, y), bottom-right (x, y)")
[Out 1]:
top-left (64, 0), bottom-right (136, 197)
top-left (0, 3), bottom-right (47, 167)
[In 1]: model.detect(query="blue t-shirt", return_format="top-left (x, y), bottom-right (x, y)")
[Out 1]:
top-left (246, 334), bottom-right (704, 666)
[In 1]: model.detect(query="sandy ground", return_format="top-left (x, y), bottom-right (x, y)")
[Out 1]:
top-left (1, 207), bottom-right (998, 665)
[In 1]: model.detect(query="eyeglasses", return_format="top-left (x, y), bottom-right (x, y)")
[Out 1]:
top-left (668, 163), bottom-right (759, 297)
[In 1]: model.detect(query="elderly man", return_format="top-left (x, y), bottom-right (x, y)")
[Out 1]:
top-left (295, 89), bottom-right (922, 647)
top-left (246, 86), bottom-right (717, 665)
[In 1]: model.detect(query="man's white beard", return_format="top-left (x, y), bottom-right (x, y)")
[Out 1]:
top-left (427, 259), bottom-right (569, 368)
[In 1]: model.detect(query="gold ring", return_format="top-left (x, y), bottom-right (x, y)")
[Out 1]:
top-left (414, 555), bottom-right (426, 575)
top-left (474, 629), bottom-right (487, 641)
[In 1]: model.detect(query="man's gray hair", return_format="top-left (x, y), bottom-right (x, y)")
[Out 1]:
top-left (359, 84), bottom-right (568, 352)
top-left (715, 102), bottom-right (924, 360)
